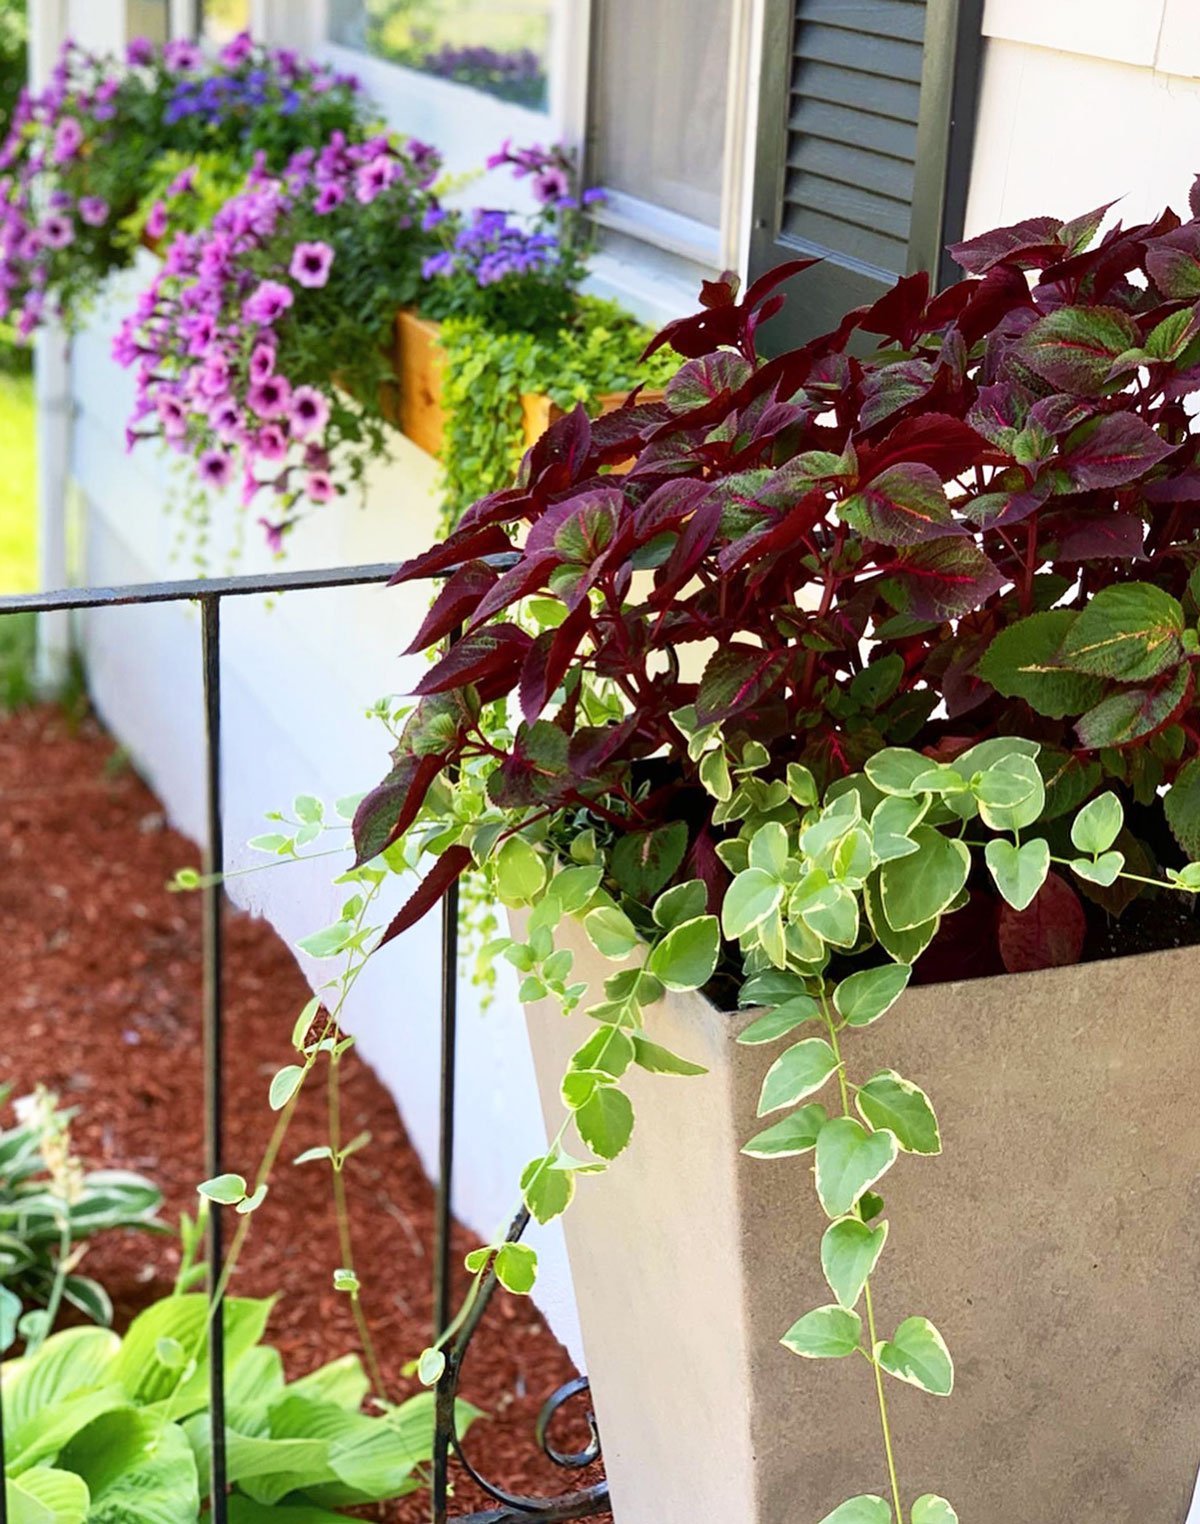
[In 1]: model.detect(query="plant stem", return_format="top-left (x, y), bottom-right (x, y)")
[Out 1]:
top-left (864, 1279), bottom-right (904, 1520)
top-left (327, 1047), bottom-right (388, 1400)
top-left (30, 1214), bottom-right (72, 1355)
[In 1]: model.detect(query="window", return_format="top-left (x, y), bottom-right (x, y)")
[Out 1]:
top-left (748, 0), bottom-right (984, 346)
top-left (200, 0), bottom-right (251, 44)
top-left (328, 0), bottom-right (554, 112)
top-left (588, 0), bottom-right (733, 260)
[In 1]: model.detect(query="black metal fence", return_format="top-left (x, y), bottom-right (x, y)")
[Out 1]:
top-left (0, 564), bottom-right (611, 1524)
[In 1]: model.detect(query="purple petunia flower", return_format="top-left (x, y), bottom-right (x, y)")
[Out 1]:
top-left (355, 155), bottom-right (398, 205)
top-left (289, 241), bottom-right (335, 288)
top-left (155, 392), bottom-right (188, 439)
top-left (289, 386), bottom-right (330, 440)
top-left (144, 201), bottom-right (169, 242)
top-left (198, 448), bottom-right (234, 488)
top-left (313, 183), bottom-right (346, 216)
top-left (78, 196), bottom-right (109, 227)
top-left (51, 117), bottom-right (83, 165)
top-left (126, 37), bottom-right (156, 66)
top-left (243, 280), bottom-right (294, 326)
top-left (249, 341), bottom-right (276, 383)
top-left (255, 423), bottom-right (289, 461)
top-left (248, 373), bottom-right (293, 419)
top-left (164, 39), bottom-right (203, 73)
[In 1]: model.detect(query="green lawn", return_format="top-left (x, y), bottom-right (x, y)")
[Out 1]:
top-left (0, 360), bottom-right (37, 706)
top-left (0, 364), bottom-right (36, 592)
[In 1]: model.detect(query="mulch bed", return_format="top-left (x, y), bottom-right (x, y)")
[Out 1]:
top-left (0, 705), bottom-right (607, 1520)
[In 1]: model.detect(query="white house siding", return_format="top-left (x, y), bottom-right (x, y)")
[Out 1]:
top-left (967, 0), bottom-right (1200, 237)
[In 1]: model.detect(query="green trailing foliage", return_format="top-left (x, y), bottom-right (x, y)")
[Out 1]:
top-left (0, 1293), bottom-right (479, 1522)
top-left (435, 298), bottom-right (676, 533)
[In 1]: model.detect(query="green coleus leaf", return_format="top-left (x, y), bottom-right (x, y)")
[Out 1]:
top-left (1016, 303), bottom-right (1139, 393)
top-left (1164, 757), bottom-right (1200, 857)
top-left (838, 463), bottom-right (955, 546)
top-left (821, 1217), bottom-right (889, 1309)
top-left (984, 837), bottom-right (1051, 912)
top-left (815, 1117), bottom-right (899, 1218)
top-left (976, 610), bottom-right (1106, 719)
top-left (875, 1315), bottom-right (954, 1396)
top-left (1075, 664), bottom-right (1190, 750)
top-left (611, 821), bottom-right (689, 900)
top-left (1060, 582), bottom-right (1185, 682)
top-left (886, 537), bottom-right (1003, 621)
top-left (856, 1070), bottom-right (942, 1155)
top-left (780, 1303), bottom-right (862, 1359)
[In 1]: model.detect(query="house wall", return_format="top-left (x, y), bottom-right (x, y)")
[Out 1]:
top-left (965, 0), bottom-right (1200, 237)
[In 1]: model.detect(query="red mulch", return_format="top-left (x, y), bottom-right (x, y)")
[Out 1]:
top-left (0, 706), bottom-right (607, 1520)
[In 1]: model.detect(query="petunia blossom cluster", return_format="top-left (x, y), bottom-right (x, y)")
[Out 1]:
top-left (115, 133), bottom-right (442, 546)
top-left (0, 32), bottom-right (364, 336)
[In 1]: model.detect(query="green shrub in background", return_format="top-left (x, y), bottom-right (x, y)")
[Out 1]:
top-left (0, 0), bottom-right (25, 142)
top-left (437, 295), bottom-right (676, 532)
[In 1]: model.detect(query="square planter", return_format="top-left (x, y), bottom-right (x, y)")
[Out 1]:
top-left (393, 308), bottom-right (662, 462)
top-left (521, 918), bottom-right (1200, 1523)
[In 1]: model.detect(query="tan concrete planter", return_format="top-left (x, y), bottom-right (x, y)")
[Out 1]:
top-left (522, 925), bottom-right (1200, 1523)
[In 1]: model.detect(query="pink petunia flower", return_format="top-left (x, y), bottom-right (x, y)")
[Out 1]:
top-left (289, 241), bottom-right (335, 288)
top-left (355, 155), bottom-right (398, 205)
top-left (144, 201), bottom-right (169, 241)
top-left (40, 214), bottom-right (74, 250)
top-left (249, 341), bottom-right (276, 383)
top-left (248, 373), bottom-right (293, 419)
top-left (243, 280), bottom-right (294, 326)
top-left (78, 196), bottom-right (109, 227)
top-left (255, 423), bottom-right (289, 462)
top-left (305, 470), bottom-right (336, 503)
top-left (52, 117), bottom-right (83, 165)
top-left (289, 386), bottom-right (331, 439)
top-left (313, 184), bottom-right (346, 215)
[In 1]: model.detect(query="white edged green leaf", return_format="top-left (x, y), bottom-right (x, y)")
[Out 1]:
top-left (814, 1117), bottom-right (899, 1218)
top-left (875, 1315), bottom-right (954, 1396)
top-left (780, 1303), bottom-right (862, 1359)
top-left (736, 995), bottom-right (820, 1044)
top-left (1070, 851), bottom-right (1124, 886)
top-left (821, 1217), bottom-right (889, 1309)
top-left (833, 965), bottom-right (911, 1028)
top-left (856, 1070), bottom-right (941, 1155)
top-left (983, 837), bottom-right (1050, 912)
top-left (819, 1497), bottom-right (892, 1524)
top-left (1071, 790), bottom-right (1123, 854)
top-left (757, 1038), bottom-right (838, 1115)
top-left (912, 1497), bottom-right (958, 1524)
top-left (741, 1104), bottom-right (827, 1159)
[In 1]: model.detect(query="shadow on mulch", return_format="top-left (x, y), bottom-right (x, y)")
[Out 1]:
top-left (0, 706), bottom-right (608, 1520)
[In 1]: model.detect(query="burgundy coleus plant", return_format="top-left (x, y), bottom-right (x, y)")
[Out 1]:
top-left (357, 186), bottom-right (1200, 976)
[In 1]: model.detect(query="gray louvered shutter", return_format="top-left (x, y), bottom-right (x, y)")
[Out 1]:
top-left (749, 0), bottom-right (983, 348)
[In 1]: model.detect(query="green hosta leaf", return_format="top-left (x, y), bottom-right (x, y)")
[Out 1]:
top-left (722, 868), bottom-right (784, 939)
top-left (821, 1217), bottom-right (889, 1309)
top-left (1060, 583), bottom-right (1185, 681)
top-left (975, 755), bottom-right (1045, 832)
top-left (494, 837), bottom-right (546, 904)
top-left (269, 1065), bottom-right (305, 1112)
top-left (520, 1156), bottom-right (575, 1224)
top-left (611, 822), bottom-right (688, 900)
top-left (1017, 303), bottom-right (1139, 393)
top-left (631, 1036), bottom-right (707, 1076)
top-left (856, 1070), bottom-right (941, 1155)
top-left (224, 1497), bottom-right (353, 1523)
top-left (819, 1499), bottom-right (892, 1524)
top-left (880, 828), bottom-right (970, 930)
top-left (583, 905), bottom-right (641, 960)
top-left (815, 1118), bottom-right (899, 1218)
top-left (864, 748), bottom-right (931, 797)
top-left (984, 837), bottom-right (1051, 912)
top-left (61, 1410), bottom-right (199, 1524)
top-left (495, 1242), bottom-right (538, 1295)
top-left (736, 995), bottom-right (820, 1044)
top-left (977, 610), bottom-right (1106, 718)
top-left (0, 1284), bottom-right (20, 1353)
top-left (114, 1294), bottom-right (272, 1411)
top-left (875, 1315), bottom-right (954, 1396)
top-left (757, 1038), bottom-right (839, 1115)
top-left (1070, 851), bottom-right (1124, 886)
top-left (1071, 790), bottom-right (1123, 854)
top-left (575, 1086), bottom-right (635, 1160)
top-left (912, 1498), bottom-right (958, 1524)
top-left (780, 1303), bottom-right (862, 1359)
top-left (741, 1104), bottom-right (828, 1159)
top-left (645, 915), bottom-right (720, 992)
top-left (652, 878), bottom-right (708, 931)
top-left (1165, 757), bottom-right (1200, 858)
top-left (6, 1469), bottom-right (90, 1524)
top-left (833, 965), bottom-right (911, 1028)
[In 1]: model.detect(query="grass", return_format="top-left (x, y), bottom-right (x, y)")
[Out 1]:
top-left (0, 355), bottom-right (38, 707)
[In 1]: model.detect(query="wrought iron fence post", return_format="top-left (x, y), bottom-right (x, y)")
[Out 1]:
top-left (200, 594), bottom-right (228, 1521)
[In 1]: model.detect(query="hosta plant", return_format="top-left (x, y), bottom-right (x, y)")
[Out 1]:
top-left (0, 1086), bottom-right (162, 1354)
top-left (0, 32), bottom-right (364, 336)
top-left (335, 178), bottom-right (1200, 1520)
top-left (1, 1292), bottom-right (478, 1523)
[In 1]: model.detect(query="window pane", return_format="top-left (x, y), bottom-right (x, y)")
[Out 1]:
top-left (202, 0), bottom-right (252, 44)
top-left (328, 0), bottom-right (552, 112)
top-left (590, 0), bottom-right (729, 230)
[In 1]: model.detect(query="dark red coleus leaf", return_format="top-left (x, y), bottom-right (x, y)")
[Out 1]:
top-left (379, 845), bottom-right (473, 947)
top-left (997, 872), bottom-right (1086, 973)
